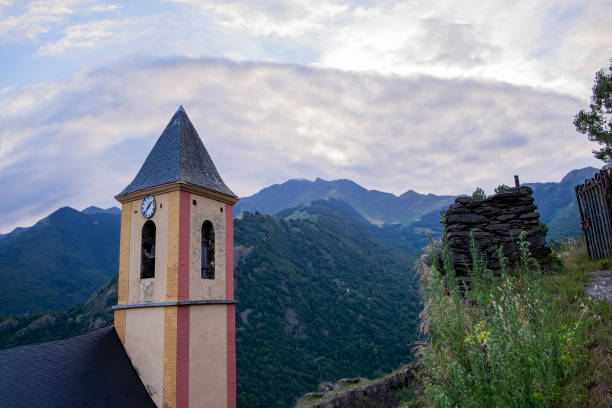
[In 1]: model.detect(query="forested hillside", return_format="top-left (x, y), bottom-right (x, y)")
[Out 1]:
top-left (235, 177), bottom-right (455, 226)
top-left (0, 168), bottom-right (594, 316)
top-left (526, 166), bottom-right (598, 242)
top-left (0, 207), bottom-right (120, 315)
top-left (235, 200), bottom-right (422, 407)
top-left (236, 167), bottom-right (598, 245)
top-left (0, 277), bottom-right (117, 349)
top-left (0, 201), bottom-right (422, 407)
top-left (0, 167), bottom-right (599, 406)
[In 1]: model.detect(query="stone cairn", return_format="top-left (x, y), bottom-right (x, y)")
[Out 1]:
top-left (444, 186), bottom-right (552, 277)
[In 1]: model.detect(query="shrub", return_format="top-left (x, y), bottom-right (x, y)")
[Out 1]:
top-left (418, 233), bottom-right (587, 407)
top-left (472, 187), bottom-right (486, 199)
top-left (494, 184), bottom-right (510, 193)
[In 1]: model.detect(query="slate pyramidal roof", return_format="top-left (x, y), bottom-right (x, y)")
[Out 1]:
top-left (117, 106), bottom-right (237, 200)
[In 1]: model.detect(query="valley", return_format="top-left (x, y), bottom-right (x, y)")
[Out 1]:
top-left (0, 167), bottom-right (595, 406)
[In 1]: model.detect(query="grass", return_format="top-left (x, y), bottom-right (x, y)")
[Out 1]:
top-left (294, 363), bottom-right (417, 408)
top-left (551, 238), bottom-right (611, 407)
top-left (417, 233), bottom-right (611, 408)
top-left (294, 377), bottom-right (376, 408)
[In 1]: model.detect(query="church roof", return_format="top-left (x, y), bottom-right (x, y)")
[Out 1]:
top-left (0, 325), bottom-right (156, 408)
top-left (118, 106), bottom-right (237, 198)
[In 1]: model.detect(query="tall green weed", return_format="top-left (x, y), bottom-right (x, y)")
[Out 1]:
top-left (419, 233), bottom-right (586, 407)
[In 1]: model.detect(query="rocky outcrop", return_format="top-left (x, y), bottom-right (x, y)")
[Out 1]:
top-left (14, 315), bottom-right (57, 338)
top-left (301, 368), bottom-right (416, 408)
top-left (444, 186), bottom-right (552, 276)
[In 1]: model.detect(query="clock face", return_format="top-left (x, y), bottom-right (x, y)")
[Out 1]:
top-left (141, 195), bottom-right (156, 219)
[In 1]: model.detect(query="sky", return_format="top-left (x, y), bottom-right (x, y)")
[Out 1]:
top-left (0, 0), bottom-right (610, 233)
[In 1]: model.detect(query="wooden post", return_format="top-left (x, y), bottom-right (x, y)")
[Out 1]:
top-left (514, 175), bottom-right (520, 187)
top-left (576, 185), bottom-right (593, 260)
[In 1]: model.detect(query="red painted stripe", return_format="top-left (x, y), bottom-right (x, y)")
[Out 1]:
top-left (176, 306), bottom-right (190, 408)
top-left (225, 204), bottom-right (236, 408)
top-left (226, 304), bottom-right (236, 408)
top-left (225, 204), bottom-right (234, 299)
top-left (177, 191), bottom-right (191, 408)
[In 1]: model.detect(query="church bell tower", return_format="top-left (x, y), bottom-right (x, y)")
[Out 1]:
top-left (113, 106), bottom-right (238, 408)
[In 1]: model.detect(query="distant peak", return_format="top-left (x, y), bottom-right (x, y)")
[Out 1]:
top-left (560, 166), bottom-right (600, 184)
top-left (399, 189), bottom-right (419, 198)
top-left (284, 178), bottom-right (312, 183)
top-left (82, 206), bottom-right (102, 213)
top-left (82, 206), bottom-right (121, 216)
top-left (177, 105), bottom-right (185, 113)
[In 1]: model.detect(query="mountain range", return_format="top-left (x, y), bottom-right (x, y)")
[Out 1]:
top-left (235, 177), bottom-right (455, 227)
top-left (0, 207), bottom-right (120, 315)
top-left (0, 200), bottom-right (422, 407)
top-left (0, 167), bottom-right (598, 316)
top-left (0, 166), bottom-right (600, 406)
top-left (525, 167), bottom-right (598, 242)
top-left (236, 166), bottom-right (598, 243)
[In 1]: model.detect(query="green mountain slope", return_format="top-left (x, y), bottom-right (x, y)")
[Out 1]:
top-left (1, 201), bottom-right (422, 407)
top-left (235, 201), bottom-right (421, 407)
top-left (0, 207), bottom-right (120, 315)
top-left (0, 167), bottom-right (595, 318)
top-left (0, 167), bottom-right (599, 406)
top-left (526, 166), bottom-right (599, 242)
top-left (235, 177), bottom-right (455, 226)
top-left (0, 277), bottom-right (117, 349)
top-left (237, 168), bottom-right (599, 244)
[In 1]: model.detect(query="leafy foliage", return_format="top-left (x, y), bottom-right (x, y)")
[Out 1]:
top-left (419, 234), bottom-right (596, 407)
top-left (235, 200), bottom-right (422, 407)
top-left (574, 59), bottom-right (612, 162)
top-left (472, 187), bottom-right (486, 199)
top-left (494, 184), bottom-right (510, 193)
top-left (0, 277), bottom-right (117, 349)
top-left (1, 200), bottom-right (424, 407)
top-left (0, 207), bottom-right (120, 314)
top-left (0, 167), bottom-right (604, 405)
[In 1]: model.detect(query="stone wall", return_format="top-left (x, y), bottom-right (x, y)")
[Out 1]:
top-left (307, 368), bottom-right (415, 408)
top-left (444, 186), bottom-right (551, 275)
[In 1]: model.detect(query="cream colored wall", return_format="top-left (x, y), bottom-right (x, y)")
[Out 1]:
top-left (122, 189), bottom-right (231, 408)
top-left (188, 192), bottom-right (227, 300)
top-left (188, 304), bottom-right (228, 408)
top-left (128, 193), bottom-right (169, 304)
top-left (125, 307), bottom-right (165, 407)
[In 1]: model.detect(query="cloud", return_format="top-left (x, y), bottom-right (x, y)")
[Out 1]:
top-left (0, 56), bottom-right (600, 232)
top-left (37, 19), bottom-right (115, 55)
top-left (89, 4), bottom-right (122, 13)
top-left (174, 0), bottom-right (349, 38)
top-left (3, 1), bottom-right (609, 97)
top-left (168, 0), bottom-right (612, 97)
top-left (0, 0), bottom-right (81, 42)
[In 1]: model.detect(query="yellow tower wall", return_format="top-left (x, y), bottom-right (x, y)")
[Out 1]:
top-left (128, 193), bottom-right (170, 304)
top-left (188, 192), bottom-right (228, 300)
top-left (115, 187), bottom-right (236, 408)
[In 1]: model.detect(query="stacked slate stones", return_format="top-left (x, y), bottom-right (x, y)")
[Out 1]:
top-left (444, 186), bottom-right (551, 277)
